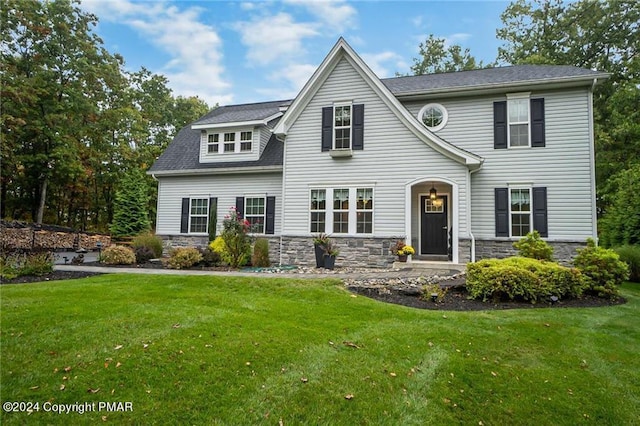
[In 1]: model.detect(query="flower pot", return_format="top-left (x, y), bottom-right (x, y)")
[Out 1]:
top-left (323, 254), bottom-right (336, 270)
top-left (314, 244), bottom-right (325, 268)
top-left (398, 254), bottom-right (408, 263)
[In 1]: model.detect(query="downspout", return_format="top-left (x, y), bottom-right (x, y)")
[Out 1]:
top-left (589, 78), bottom-right (598, 244)
top-left (468, 166), bottom-right (482, 262)
top-left (278, 134), bottom-right (287, 266)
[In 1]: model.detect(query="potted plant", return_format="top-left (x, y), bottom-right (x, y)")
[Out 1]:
top-left (313, 233), bottom-right (330, 268)
top-left (390, 240), bottom-right (415, 262)
top-left (323, 240), bottom-right (339, 270)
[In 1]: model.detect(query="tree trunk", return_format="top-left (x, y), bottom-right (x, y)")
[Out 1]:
top-left (36, 177), bottom-right (48, 224)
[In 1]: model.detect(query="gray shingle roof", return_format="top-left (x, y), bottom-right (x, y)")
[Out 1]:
top-left (193, 99), bottom-right (292, 126)
top-left (382, 64), bottom-right (606, 95)
top-left (148, 121), bottom-right (283, 174)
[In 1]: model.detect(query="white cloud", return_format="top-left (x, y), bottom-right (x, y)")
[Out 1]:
top-left (361, 51), bottom-right (405, 78)
top-left (284, 0), bottom-right (357, 32)
top-left (444, 33), bottom-right (472, 47)
top-left (233, 13), bottom-right (319, 66)
top-left (81, 0), bottom-right (232, 106)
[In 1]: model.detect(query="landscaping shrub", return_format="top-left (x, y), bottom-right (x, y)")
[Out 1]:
top-left (574, 239), bottom-right (630, 298)
top-left (197, 247), bottom-right (221, 267)
top-left (252, 238), bottom-right (270, 267)
top-left (134, 246), bottom-right (155, 264)
top-left (131, 233), bottom-right (164, 258)
top-left (110, 168), bottom-right (151, 237)
top-left (466, 257), bottom-right (585, 302)
top-left (614, 245), bottom-right (640, 283)
top-left (421, 283), bottom-right (448, 303)
top-left (513, 230), bottom-right (554, 261)
top-left (101, 245), bottom-right (136, 265)
top-left (0, 251), bottom-right (54, 278)
top-left (216, 208), bottom-right (252, 268)
top-left (167, 247), bottom-right (202, 269)
top-left (20, 251), bottom-right (54, 276)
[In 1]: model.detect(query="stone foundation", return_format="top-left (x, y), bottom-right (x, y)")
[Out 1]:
top-left (474, 239), bottom-right (586, 265)
top-left (159, 235), bottom-right (281, 264)
top-left (458, 238), bottom-right (471, 264)
top-left (280, 236), bottom-right (398, 268)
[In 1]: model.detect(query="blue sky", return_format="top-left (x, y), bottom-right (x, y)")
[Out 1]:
top-left (82, 0), bottom-right (510, 106)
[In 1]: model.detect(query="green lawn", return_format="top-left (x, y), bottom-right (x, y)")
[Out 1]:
top-left (1, 275), bottom-right (638, 425)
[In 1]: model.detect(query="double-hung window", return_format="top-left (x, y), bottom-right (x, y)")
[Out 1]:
top-left (190, 198), bottom-right (209, 233)
top-left (334, 105), bottom-right (351, 149)
top-left (333, 189), bottom-right (349, 233)
top-left (207, 134), bottom-right (219, 153)
top-left (507, 94), bottom-right (530, 147)
top-left (224, 132), bottom-right (235, 153)
top-left (510, 188), bottom-right (531, 237)
top-left (356, 188), bottom-right (373, 234)
top-left (310, 190), bottom-right (326, 233)
top-left (240, 131), bottom-right (252, 152)
top-left (245, 197), bottom-right (265, 234)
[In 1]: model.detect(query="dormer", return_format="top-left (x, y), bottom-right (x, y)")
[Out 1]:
top-left (192, 100), bottom-right (291, 165)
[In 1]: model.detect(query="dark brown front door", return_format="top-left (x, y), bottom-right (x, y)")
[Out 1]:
top-left (420, 195), bottom-right (448, 255)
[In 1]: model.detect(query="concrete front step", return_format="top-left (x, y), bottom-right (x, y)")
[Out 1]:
top-left (392, 260), bottom-right (466, 277)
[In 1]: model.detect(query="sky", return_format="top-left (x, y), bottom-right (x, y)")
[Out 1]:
top-left (81, 0), bottom-right (510, 107)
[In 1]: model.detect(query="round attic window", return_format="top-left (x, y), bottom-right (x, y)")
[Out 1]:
top-left (418, 103), bottom-right (448, 132)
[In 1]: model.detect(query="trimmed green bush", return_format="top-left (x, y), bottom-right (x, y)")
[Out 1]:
top-left (513, 231), bottom-right (554, 261)
top-left (421, 283), bottom-right (448, 303)
top-left (167, 247), bottom-right (203, 270)
top-left (614, 245), bottom-right (640, 282)
top-left (574, 239), bottom-right (630, 298)
top-left (131, 233), bottom-right (164, 258)
top-left (466, 257), bottom-right (585, 303)
top-left (252, 238), bottom-right (270, 267)
top-left (101, 245), bottom-right (136, 265)
top-left (20, 252), bottom-right (54, 276)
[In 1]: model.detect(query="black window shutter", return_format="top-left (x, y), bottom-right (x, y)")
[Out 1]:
top-left (532, 187), bottom-right (548, 237)
top-left (531, 98), bottom-right (545, 147)
top-left (180, 198), bottom-right (190, 233)
top-left (495, 188), bottom-right (509, 237)
top-left (352, 104), bottom-right (364, 150)
top-left (494, 101), bottom-right (507, 149)
top-left (321, 106), bottom-right (333, 152)
top-left (265, 196), bottom-right (276, 235)
top-left (235, 197), bottom-right (244, 219)
top-left (208, 197), bottom-right (217, 235)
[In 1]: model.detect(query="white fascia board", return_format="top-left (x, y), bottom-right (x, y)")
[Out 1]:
top-left (192, 113), bottom-right (283, 130)
top-left (148, 165), bottom-right (282, 177)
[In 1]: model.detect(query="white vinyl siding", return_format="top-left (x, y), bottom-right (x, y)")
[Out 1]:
top-left (155, 172), bottom-right (282, 235)
top-left (282, 57), bottom-right (468, 238)
top-left (403, 88), bottom-right (595, 240)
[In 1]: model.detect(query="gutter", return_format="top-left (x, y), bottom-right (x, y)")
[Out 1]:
top-left (147, 165), bottom-right (283, 177)
top-left (468, 166), bottom-right (482, 262)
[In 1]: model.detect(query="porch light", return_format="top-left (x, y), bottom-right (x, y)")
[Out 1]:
top-left (429, 185), bottom-right (437, 200)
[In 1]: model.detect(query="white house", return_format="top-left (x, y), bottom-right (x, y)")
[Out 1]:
top-left (149, 38), bottom-right (608, 267)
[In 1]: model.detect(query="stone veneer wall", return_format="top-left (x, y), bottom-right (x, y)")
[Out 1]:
top-left (279, 236), bottom-right (398, 268)
top-left (475, 239), bottom-right (586, 265)
top-left (159, 235), bottom-right (281, 264)
top-left (458, 238), bottom-right (471, 264)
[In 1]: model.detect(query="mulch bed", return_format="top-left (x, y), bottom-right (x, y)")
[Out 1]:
top-left (348, 285), bottom-right (626, 311)
top-left (1, 270), bottom-right (104, 285)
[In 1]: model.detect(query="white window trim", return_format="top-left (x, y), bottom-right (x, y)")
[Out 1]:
top-left (308, 186), bottom-right (375, 236)
top-left (508, 186), bottom-right (532, 237)
top-left (418, 103), bottom-right (448, 132)
top-left (506, 92), bottom-right (531, 149)
top-left (333, 102), bottom-right (353, 150)
top-left (189, 197), bottom-right (209, 235)
top-left (204, 129), bottom-right (255, 155)
top-left (244, 195), bottom-right (266, 235)
top-left (309, 189), bottom-right (327, 234)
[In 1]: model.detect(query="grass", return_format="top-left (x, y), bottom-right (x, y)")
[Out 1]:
top-left (1, 275), bottom-right (639, 425)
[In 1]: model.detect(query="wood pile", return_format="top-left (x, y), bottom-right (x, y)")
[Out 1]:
top-left (1, 221), bottom-right (111, 251)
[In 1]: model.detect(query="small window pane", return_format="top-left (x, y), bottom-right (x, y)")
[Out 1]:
top-left (356, 188), bottom-right (373, 210)
top-left (335, 106), bottom-right (351, 127)
top-left (191, 199), bottom-right (207, 215)
top-left (333, 189), bottom-right (349, 210)
top-left (510, 189), bottom-right (530, 212)
top-left (422, 106), bottom-right (443, 128)
top-left (224, 143), bottom-right (235, 152)
top-left (356, 212), bottom-right (372, 234)
top-left (224, 133), bottom-right (235, 142)
top-left (240, 141), bottom-right (252, 151)
top-left (310, 189), bottom-right (326, 210)
top-left (240, 131), bottom-right (252, 141)
top-left (510, 124), bottom-right (529, 146)
top-left (190, 217), bottom-right (207, 233)
top-left (509, 99), bottom-right (529, 122)
top-left (334, 128), bottom-right (350, 149)
top-left (333, 212), bottom-right (349, 233)
top-left (310, 212), bottom-right (325, 233)
top-left (511, 214), bottom-right (530, 237)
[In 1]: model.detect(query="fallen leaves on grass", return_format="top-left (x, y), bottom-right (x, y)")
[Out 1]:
top-left (114, 344), bottom-right (123, 350)
top-left (343, 341), bottom-right (360, 349)
top-left (87, 388), bottom-right (100, 394)
top-left (345, 394), bottom-right (354, 400)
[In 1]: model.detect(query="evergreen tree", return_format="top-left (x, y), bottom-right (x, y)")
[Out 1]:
top-left (110, 168), bottom-right (151, 237)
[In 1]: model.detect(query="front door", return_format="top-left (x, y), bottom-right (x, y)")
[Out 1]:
top-left (420, 195), bottom-right (448, 255)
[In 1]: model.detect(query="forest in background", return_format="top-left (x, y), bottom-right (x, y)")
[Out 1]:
top-left (1, 0), bottom-right (638, 246)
